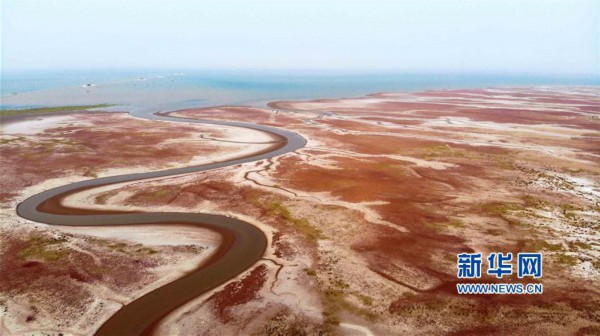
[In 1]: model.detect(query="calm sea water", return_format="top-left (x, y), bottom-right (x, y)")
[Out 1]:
top-left (1, 69), bottom-right (598, 112)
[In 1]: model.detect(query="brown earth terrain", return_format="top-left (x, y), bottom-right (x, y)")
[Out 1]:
top-left (1, 87), bottom-right (599, 335)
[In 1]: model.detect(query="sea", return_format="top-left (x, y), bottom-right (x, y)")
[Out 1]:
top-left (1, 69), bottom-right (598, 113)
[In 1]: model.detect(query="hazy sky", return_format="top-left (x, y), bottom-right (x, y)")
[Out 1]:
top-left (1, 0), bottom-right (599, 75)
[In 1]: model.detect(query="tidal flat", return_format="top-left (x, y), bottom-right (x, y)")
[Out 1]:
top-left (1, 87), bottom-right (599, 335)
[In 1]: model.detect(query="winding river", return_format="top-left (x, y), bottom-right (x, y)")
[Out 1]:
top-left (16, 109), bottom-right (307, 335)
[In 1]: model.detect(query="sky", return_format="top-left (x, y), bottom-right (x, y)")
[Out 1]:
top-left (1, 0), bottom-right (599, 76)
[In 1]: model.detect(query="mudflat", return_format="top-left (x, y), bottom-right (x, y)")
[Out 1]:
top-left (1, 87), bottom-right (599, 335)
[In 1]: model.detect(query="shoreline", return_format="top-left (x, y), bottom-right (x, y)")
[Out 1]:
top-left (0, 109), bottom-right (118, 125)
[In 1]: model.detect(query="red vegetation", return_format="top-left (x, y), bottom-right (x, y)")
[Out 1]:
top-left (0, 113), bottom-right (223, 204)
top-left (207, 264), bottom-right (267, 323)
top-left (172, 106), bottom-right (299, 127)
top-left (272, 231), bottom-right (294, 259)
top-left (0, 232), bottom-right (160, 316)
